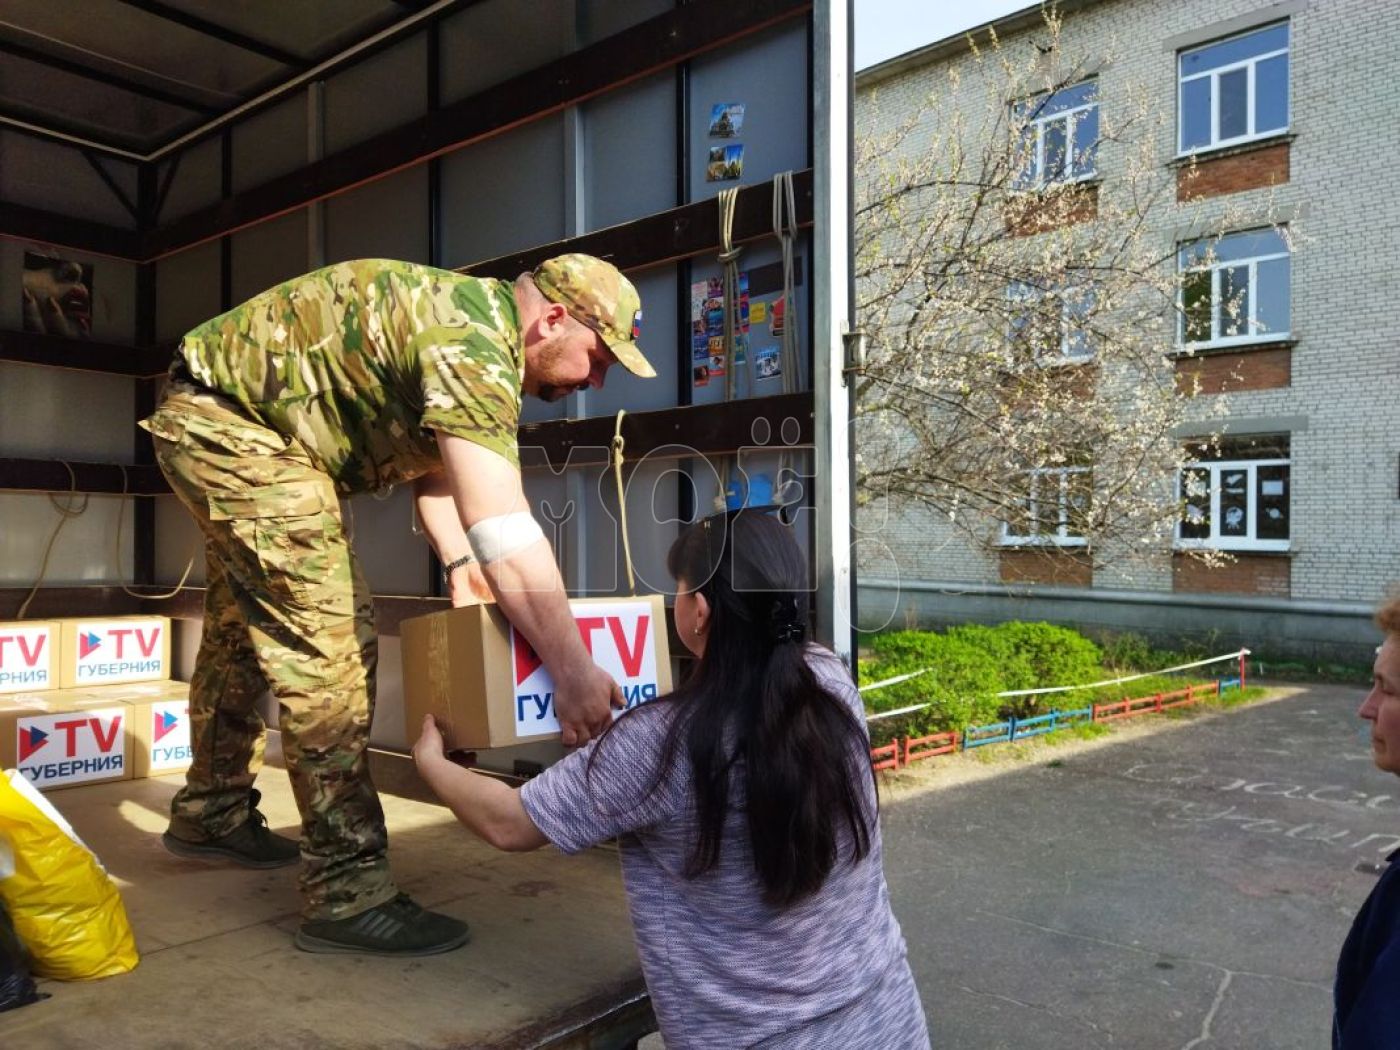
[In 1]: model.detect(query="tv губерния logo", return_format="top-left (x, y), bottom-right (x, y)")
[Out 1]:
top-left (76, 625), bottom-right (162, 662)
top-left (0, 629), bottom-right (49, 668)
top-left (0, 624), bottom-right (54, 691)
top-left (511, 604), bottom-right (661, 734)
top-left (153, 708), bottom-right (181, 743)
top-left (65, 619), bottom-right (167, 687)
top-left (13, 708), bottom-right (127, 788)
top-left (18, 714), bottom-right (123, 761)
top-left (18, 723), bottom-right (49, 763)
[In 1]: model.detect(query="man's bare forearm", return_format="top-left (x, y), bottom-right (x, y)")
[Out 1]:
top-left (414, 472), bottom-right (473, 564)
top-left (431, 435), bottom-right (593, 676)
top-left (481, 540), bottom-right (592, 678)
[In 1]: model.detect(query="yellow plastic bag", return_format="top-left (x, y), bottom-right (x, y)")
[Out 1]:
top-left (0, 770), bottom-right (138, 980)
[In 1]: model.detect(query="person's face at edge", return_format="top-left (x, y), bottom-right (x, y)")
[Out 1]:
top-left (1359, 635), bottom-right (1400, 775)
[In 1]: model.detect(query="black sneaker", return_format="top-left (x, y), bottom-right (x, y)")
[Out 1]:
top-left (162, 789), bottom-right (300, 869)
top-left (294, 894), bottom-right (471, 956)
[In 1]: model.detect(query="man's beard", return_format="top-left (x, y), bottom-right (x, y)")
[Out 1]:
top-left (536, 382), bottom-right (586, 403)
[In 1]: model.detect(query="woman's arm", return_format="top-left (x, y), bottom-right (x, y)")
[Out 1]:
top-left (412, 715), bottom-right (549, 852)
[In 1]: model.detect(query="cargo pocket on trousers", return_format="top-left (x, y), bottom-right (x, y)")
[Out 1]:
top-left (208, 483), bottom-right (333, 610)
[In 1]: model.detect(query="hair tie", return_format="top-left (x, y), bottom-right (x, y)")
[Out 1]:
top-left (767, 596), bottom-right (805, 644)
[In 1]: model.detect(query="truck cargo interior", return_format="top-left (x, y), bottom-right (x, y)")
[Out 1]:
top-left (0, 0), bottom-right (853, 1044)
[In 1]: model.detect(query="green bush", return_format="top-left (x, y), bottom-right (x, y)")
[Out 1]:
top-left (867, 712), bottom-right (920, 749)
top-left (861, 621), bottom-right (1226, 736)
top-left (946, 624), bottom-right (1036, 690)
top-left (977, 622), bottom-right (1101, 715)
top-left (1074, 673), bottom-right (1213, 706)
top-left (1099, 631), bottom-right (1164, 672)
top-left (864, 630), bottom-right (1004, 733)
top-left (1246, 657), bottom-right (1372, 684)
top-left (991, 622), bottom-right (1101, 684)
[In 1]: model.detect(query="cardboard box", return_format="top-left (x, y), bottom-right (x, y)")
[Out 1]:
top-left (52, 681), bottom-right (193, 779)
top-left (0, 690), bottom-right (134, 790)
top-left (56, 615), bottom-right (172, 689)
top-left (0, 620), bottom-right (58, 694)
top-left (402, 595), bottom-right (672, 750)
top-left (123, 681), bottom-right (193, 778)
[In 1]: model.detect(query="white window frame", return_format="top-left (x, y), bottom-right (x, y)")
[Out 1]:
top-left (1008, 282), bottom-right (1095, 363)
top-left (1178, 237), bottom-right (1290, 349)
top-left (1016, 85), bottom-right (1099, 188)
top-left (1175, 457), bottom-right (1290, 553)
top-left (1177, 23), bottom-right (1290, 156)
top-left (1001, 466), bottom-right (1090, 547)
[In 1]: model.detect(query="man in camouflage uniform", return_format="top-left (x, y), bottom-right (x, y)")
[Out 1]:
top-left (142, 255), bottom-right (654, 955)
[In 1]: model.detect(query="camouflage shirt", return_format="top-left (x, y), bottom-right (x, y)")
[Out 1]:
top-left (168, 259), bottom-right (523, 495)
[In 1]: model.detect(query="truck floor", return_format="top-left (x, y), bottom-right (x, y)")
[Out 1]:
top-left (0, 753), bottom-right (649, 1049)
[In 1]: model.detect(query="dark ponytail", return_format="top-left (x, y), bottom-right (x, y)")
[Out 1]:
top-left (596, 510), bottom-right (875, 908)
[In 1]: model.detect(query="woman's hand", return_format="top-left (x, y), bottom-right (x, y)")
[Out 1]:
top-left (412, 714), bottom-right (447, 770)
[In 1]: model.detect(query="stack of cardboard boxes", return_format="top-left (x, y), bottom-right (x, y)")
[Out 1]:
top-left (0, 616), bottom-right (190, 791)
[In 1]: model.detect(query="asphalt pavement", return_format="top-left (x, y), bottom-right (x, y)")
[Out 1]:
top-left (883, 682), bottom-right (1388, 1050)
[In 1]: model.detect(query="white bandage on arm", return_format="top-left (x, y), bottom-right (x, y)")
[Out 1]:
top-left (466, 511), bottom-right (547, 564)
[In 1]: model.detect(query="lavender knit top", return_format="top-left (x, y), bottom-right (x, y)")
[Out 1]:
top-left (520, 648), bottom-right (912, 1049)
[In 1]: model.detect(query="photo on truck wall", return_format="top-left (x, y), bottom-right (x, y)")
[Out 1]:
top-left (22, 251), bottom-right (93, 338)
top-left (706, 144), bottom-right (744, 181)
top-left (707, 102), bottom-right (745, 137)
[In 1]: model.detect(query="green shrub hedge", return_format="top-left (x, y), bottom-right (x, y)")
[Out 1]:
top-left (862, 631), bottom-right (1004, 736)
top-left (862, 621), bottom-right (1181, 734)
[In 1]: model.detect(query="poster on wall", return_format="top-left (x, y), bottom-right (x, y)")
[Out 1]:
top-left (706, 144), bottom-right (744, 182)
top-left (690, 274), bottom-right (750, 388)
top-left (22, 251), bottom-right (93, 338)
top-left (707, 102), bottom-right (745, 138)
top-left (755, 345), bottom-right (782, 381)
top-left (769, 294), bottom-right (785, 336)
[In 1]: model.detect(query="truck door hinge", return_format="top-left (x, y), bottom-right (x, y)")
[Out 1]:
top-left (841, 326), bottom-right (867, 383)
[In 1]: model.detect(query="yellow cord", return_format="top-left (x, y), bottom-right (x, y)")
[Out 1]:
top-left (611, 410), bottom-right (636, 596)
top-left (115, 463), bottom-right (196, 600)
top-left (15, 462), bottom-right (89, 619)
top-left (716, 186), bottom-right (744, 510)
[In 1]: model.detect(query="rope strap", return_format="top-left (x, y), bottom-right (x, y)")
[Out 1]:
top-left (16, 462), bottom-right (87, 619)
top-left (772, 170), bottom-right (801, 387)
top-left (771, 170), bottom-right (801, 506)
top-left (114, 463), bottom-right (195, 601)
top-left (716, 187), bottom-right (744, 510)
top-left (611, 410), bottom-right (637, 596)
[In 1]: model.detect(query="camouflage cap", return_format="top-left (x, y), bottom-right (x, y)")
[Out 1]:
top-left (532, 254), bottom-right (655, 379)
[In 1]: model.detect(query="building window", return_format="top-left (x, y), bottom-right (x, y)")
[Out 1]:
top-left (1013, 81), bottom-right (1099, 188)
top-left (1178, 21), bottom-right (1289, 154)
top-left (1179, 228), bottom-right (1290, 348)
top-left (1002, 465), bottom-right (1091, 546)
top-left (1009, 282), bottom-right (1095, 362)
top-left (1177, 435), bottom-right (1290, 552)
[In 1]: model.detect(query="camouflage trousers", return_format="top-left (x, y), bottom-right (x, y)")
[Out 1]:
top-left (144, 386), bottom-right (397, 921)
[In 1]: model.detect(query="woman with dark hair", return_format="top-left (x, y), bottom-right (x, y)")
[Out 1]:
top-left (415, 509), bottom-right (929, 1048)
top-left (1334, 594), bottom-right (1400, 1048)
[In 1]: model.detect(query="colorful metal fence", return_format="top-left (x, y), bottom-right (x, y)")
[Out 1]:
top-left (903, 731), bottom-right (960, 764)
top-left (963, 720), bottom-right (1012, 749)
top-left (870, 742), bottom-right (901, 772)
top-left (870, 678), bottom-right (1239, 771)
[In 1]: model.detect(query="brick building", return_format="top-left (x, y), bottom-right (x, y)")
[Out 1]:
top-left (854, 0), bottom-right (1400, 662)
